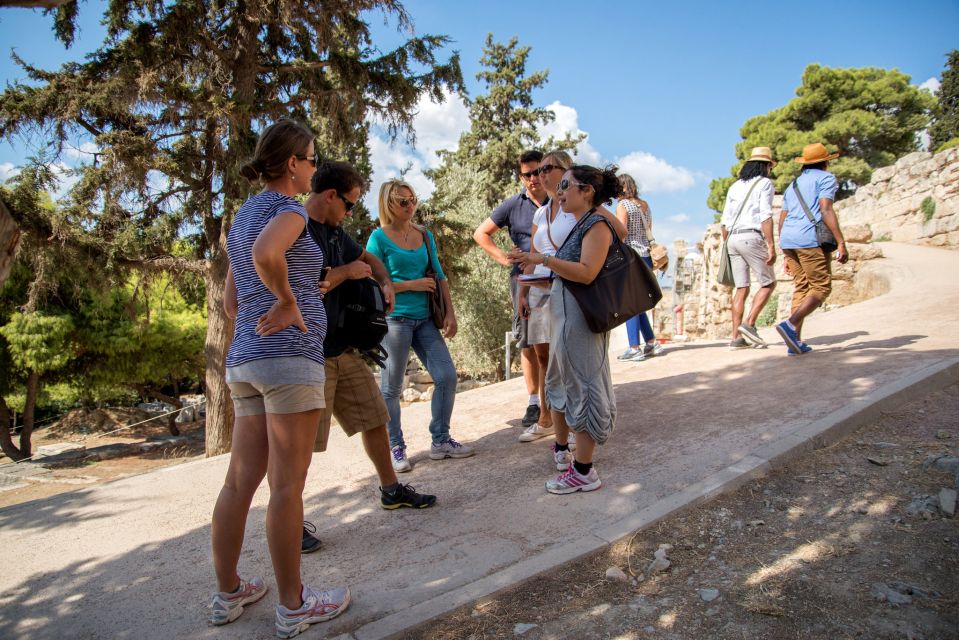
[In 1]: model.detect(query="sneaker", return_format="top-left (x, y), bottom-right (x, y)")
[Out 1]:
top-left (546, 465), bottom-right (602, 495)
top-left (381, 483), bottom-right (437, 510)
top-left (617, 347), bottom-right (641, 360)
top-left (519, 423), bottom-right (555, 442)
top-left (552, 443), bottom-right (572, 471)
top-left (775, 321), bottom-right (803, 355)
top-left (629, 349), bottom-right (647, 362)
top-left (521, 404), bottom-right (541, 427)
top-left (567, 430), bottom-right (577, 451)
top-left (643, 341), bottom-right (664, 357)
top-left (301, 521), bottom-right (322, 554)
top-left (209, 575), bottom-right (268, 625)
top-left (429, 438), bottom-right (475, 460)
top-left (274, 584), bottom-right (350, 638)
top-left (786, 342), bottom-right (813, 356)
top-left (738, 324), bottom-right (766, 346)
top-left (391, 445), bottom-right (412, 473)
top-left (729, 338), bottom-right (750, 350)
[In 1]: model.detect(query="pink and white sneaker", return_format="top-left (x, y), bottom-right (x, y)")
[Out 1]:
top-left (209, 575), bottom-right (268, 625)
top-left (546, 465), bottom-right (602, 495)
top-left (275, 583), bottom-right (351, 638)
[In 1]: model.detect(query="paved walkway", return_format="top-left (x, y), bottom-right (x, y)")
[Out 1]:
top-left (1, 243), bottom-right (957, 640)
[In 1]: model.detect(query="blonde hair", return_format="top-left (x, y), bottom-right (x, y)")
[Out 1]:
top-left (377, 179), bottom-right (417, 226)
top-left (542, 150), bottom-right (573, 170)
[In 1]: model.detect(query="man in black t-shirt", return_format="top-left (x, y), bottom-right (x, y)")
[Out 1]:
top-left (473, 150), bottom-right (548, 429)
top-left (301, 162), bottom-right (436, 553)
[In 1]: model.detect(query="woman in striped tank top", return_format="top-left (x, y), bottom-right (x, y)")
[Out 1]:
top-left (210, 120), bottom-right (351, 634)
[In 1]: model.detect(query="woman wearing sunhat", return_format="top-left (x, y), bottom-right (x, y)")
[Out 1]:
top-left (720, 146), bottom-right (778, 349)
top-left (775, 142), bottom-right (849, 356)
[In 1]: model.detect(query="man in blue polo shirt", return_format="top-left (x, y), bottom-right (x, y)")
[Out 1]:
top-left (473, 150), bottom-right (548, 427)
top-left (776, 142), bottom-right (849, 355)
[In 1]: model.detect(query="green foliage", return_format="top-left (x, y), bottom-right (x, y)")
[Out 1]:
top-left (756, 294), bottom-right (780, 328)
top-left (929, 50), bottom-right (959, 150)
top-left (0, 312), bottom-right (75, 375)
top-left (921, 196), bottom-right (936, 222)
top-left (936, 137), bottom-right (959, 152)
top-left (708, 65), bottom-right (936, 211)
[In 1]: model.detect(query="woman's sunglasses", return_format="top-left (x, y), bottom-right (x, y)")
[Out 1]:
top-left (392, 196), bottom-right (418, 208)
top-left (557, 178), bottom-right (587, 193)
top-left (295, 154), bottom-right (318, 167)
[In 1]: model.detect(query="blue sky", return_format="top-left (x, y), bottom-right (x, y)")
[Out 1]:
top-left (1, 1), bottom-right (956, 251)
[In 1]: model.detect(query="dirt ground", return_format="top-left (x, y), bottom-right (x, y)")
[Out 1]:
top-left (0, 408), bottom-right (205, 509)
top-left (405, 383), bottom-right (959, 640)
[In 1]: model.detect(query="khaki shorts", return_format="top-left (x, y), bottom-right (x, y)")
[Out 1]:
top-left (314, 350), bottom-right (389, 453)
top-left (728, 231), bottom-right (775, 288)
top-left (229, 381), bottom-right (325, 417)
top-left (782, 247), bottom-right (832, 312)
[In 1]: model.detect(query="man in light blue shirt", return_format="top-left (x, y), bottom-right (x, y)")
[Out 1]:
top-left (775, 143), bottom-right (849, 355)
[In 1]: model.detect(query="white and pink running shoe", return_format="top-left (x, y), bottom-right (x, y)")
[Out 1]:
top-left (275, 583), bottom-right (351, 638)
top-left (209, 575), bottom-right (268, 625)
top-left (545, 465), bottom-right (602, 494)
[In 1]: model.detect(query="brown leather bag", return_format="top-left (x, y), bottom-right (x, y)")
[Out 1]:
top-left (419, 228), bottom-right (447, 328)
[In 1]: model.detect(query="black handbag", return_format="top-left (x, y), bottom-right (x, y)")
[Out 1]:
top-left (791, 181), bottom-right (838, 253)
top-left (560, 217), bottom-right (663, 333)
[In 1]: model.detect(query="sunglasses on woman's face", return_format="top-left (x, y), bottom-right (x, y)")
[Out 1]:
top-left (557, 178), bottom-right (586, 193)
top-left (393, 196), bottom-right (417, 208)
top-left (295, 154), bottom-right (318, 167)
top-left (337, 193), bottom-right (356, 211)
top-left (538, 164), bottom-right (561, 175)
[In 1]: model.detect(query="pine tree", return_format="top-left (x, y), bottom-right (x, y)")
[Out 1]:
top-left (0, 1), bottom-right (463, 455)
top-left (929, 50), bottom-right (959, 151)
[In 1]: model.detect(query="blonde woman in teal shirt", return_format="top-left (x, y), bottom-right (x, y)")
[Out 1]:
top-left (366, 179), bottom-right (475, 472)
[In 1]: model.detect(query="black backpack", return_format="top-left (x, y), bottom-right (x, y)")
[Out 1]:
top-left (332, 277), bottom-right (389, 366)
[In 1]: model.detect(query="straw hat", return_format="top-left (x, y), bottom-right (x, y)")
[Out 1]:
top-left (748, 146), bottom-right (776, 166)
top-left (795, 142), bottom-right (839, 165)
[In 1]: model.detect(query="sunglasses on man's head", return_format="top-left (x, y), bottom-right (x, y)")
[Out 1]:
top-left (295, 154), bottom-right (318, 167)
top-left (337, 192), bottom-right (356, 211)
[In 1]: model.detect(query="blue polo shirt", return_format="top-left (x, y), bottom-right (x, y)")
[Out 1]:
top-left (780, 168), bottom-right (838, 249)
top-left (490, 191), bottom-right (547, 276)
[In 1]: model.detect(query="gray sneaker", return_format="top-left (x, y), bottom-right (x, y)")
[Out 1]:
top-left (729, 338), bottom-right (750, 350)
top-left (738, 324), bottom-right (766, 346)
top-left (429, 438), bottom-right (475, 460)
top-left (643, 342), bottom-right (663, 357)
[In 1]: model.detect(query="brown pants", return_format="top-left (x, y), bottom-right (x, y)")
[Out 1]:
top-left (782, 247), bottom-right (832, 314)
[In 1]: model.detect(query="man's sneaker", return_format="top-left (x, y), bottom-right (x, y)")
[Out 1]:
top-left (786, 342), bottom-right (813, 356)
top-left (738, 323), bottom-right (766, 346)
top-left (775, 321), bottom-right (803, 355)
top-left (381, 483), bottom-right (437, 509)
top-left (617, 347), bottom-right (641, 360)
top-left (429, 438), bottom-right (475, 460)
top-left (301, 521), bottom-right (322, 554)
top-left (546, 465), bottom-right (602, 495)
top-left (274, 584), bottom-right (350, 638)
top-left (391, 445), bottom-right (412, 473)
top-left (729, 338), bottom-right (750, 350)
top-left (552, 443), bottom-right (572, 471)
top-left (629, 349), bottom-right (647, 362)
top-left (567, 430), bottom-right (577, 451)
top-left (519, 423), bottom-right (555, 442)
top-left (643, 341), bottom-right (664, 357)
top-left (521, 404), bottom-right (541, 427)
top-left (209, 575), bottom-right (268, 625)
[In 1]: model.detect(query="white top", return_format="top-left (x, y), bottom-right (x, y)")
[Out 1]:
top-left (720, 176), bottom-right (774, 231)
top-left (531, 203), bottom-right (577, 276)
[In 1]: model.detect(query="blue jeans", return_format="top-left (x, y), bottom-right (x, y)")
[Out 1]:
top-left (626, 256), bottom-right (656, 346)
top-left (380, 316), bottom-right (457, 448)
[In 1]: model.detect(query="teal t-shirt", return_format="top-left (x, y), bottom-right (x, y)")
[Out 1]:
top-left (366, 227), bottom-right (446, 320)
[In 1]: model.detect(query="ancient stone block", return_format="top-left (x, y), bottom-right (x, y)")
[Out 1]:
top-left (848, 244), bottom-right (882, 261)
top-left (843, 224), bottom-right (873, 243)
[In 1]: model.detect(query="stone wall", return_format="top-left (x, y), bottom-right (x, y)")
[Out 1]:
top-left (835, 148), bottom-right (959, 247)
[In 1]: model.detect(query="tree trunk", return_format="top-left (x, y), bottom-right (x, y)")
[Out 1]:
top-left (0, 394), bottom-right (26, 461)
top-left (204, 254), bottom-right (234, 456)
top-left (20, 370), bottom-right (39, 458)
top-left (0, 198), bottom-right (20, 290)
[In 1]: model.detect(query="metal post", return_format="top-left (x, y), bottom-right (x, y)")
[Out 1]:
top-left (504, 331), bottom-right (512, 380)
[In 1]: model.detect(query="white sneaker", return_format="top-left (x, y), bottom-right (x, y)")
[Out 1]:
top-left (391, 445), bottom-right (412, 473)
top-left (429, 438), bottom-right (476, 460)
top-left (567, 431), bottom-right (577, 451)
top-left (552, 443), bottom-right (572, 471)
top-left (209, 575), bottom-right (268, 625)
top-left (519, 423), bottom-right (555, 442)
top-left (275, 584), bottom-right (350, 638)
top-left (546, 465), bottom-right (602, 495)
top-left (643, 341), bottom-right (664, 357)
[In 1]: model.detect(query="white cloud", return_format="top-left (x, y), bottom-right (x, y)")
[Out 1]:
top-left (615, 151), bottom-right (696, 193)
top-left (668, 213), bottom-right (690, 223)
top-left (919, 77), bottom-right (941, 93)
top-left (64, 141), bottom-right (99, 159)
top-left (538, 101), bottom-right (602, 165)
top-left (0, 162), bottom-right (16, 184)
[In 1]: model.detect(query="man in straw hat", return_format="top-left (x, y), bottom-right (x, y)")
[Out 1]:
top-left (720, 146), bottom-right (778, 349)
top-left (775, 142), bottom-right (849, 355)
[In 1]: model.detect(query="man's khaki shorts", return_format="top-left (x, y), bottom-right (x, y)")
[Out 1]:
top-left (228, 381), bottom-right (325, 417)
top-left (314, 350), bottom-right (389, 453)
top-left (782, 247), bottom-right (832, 312)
